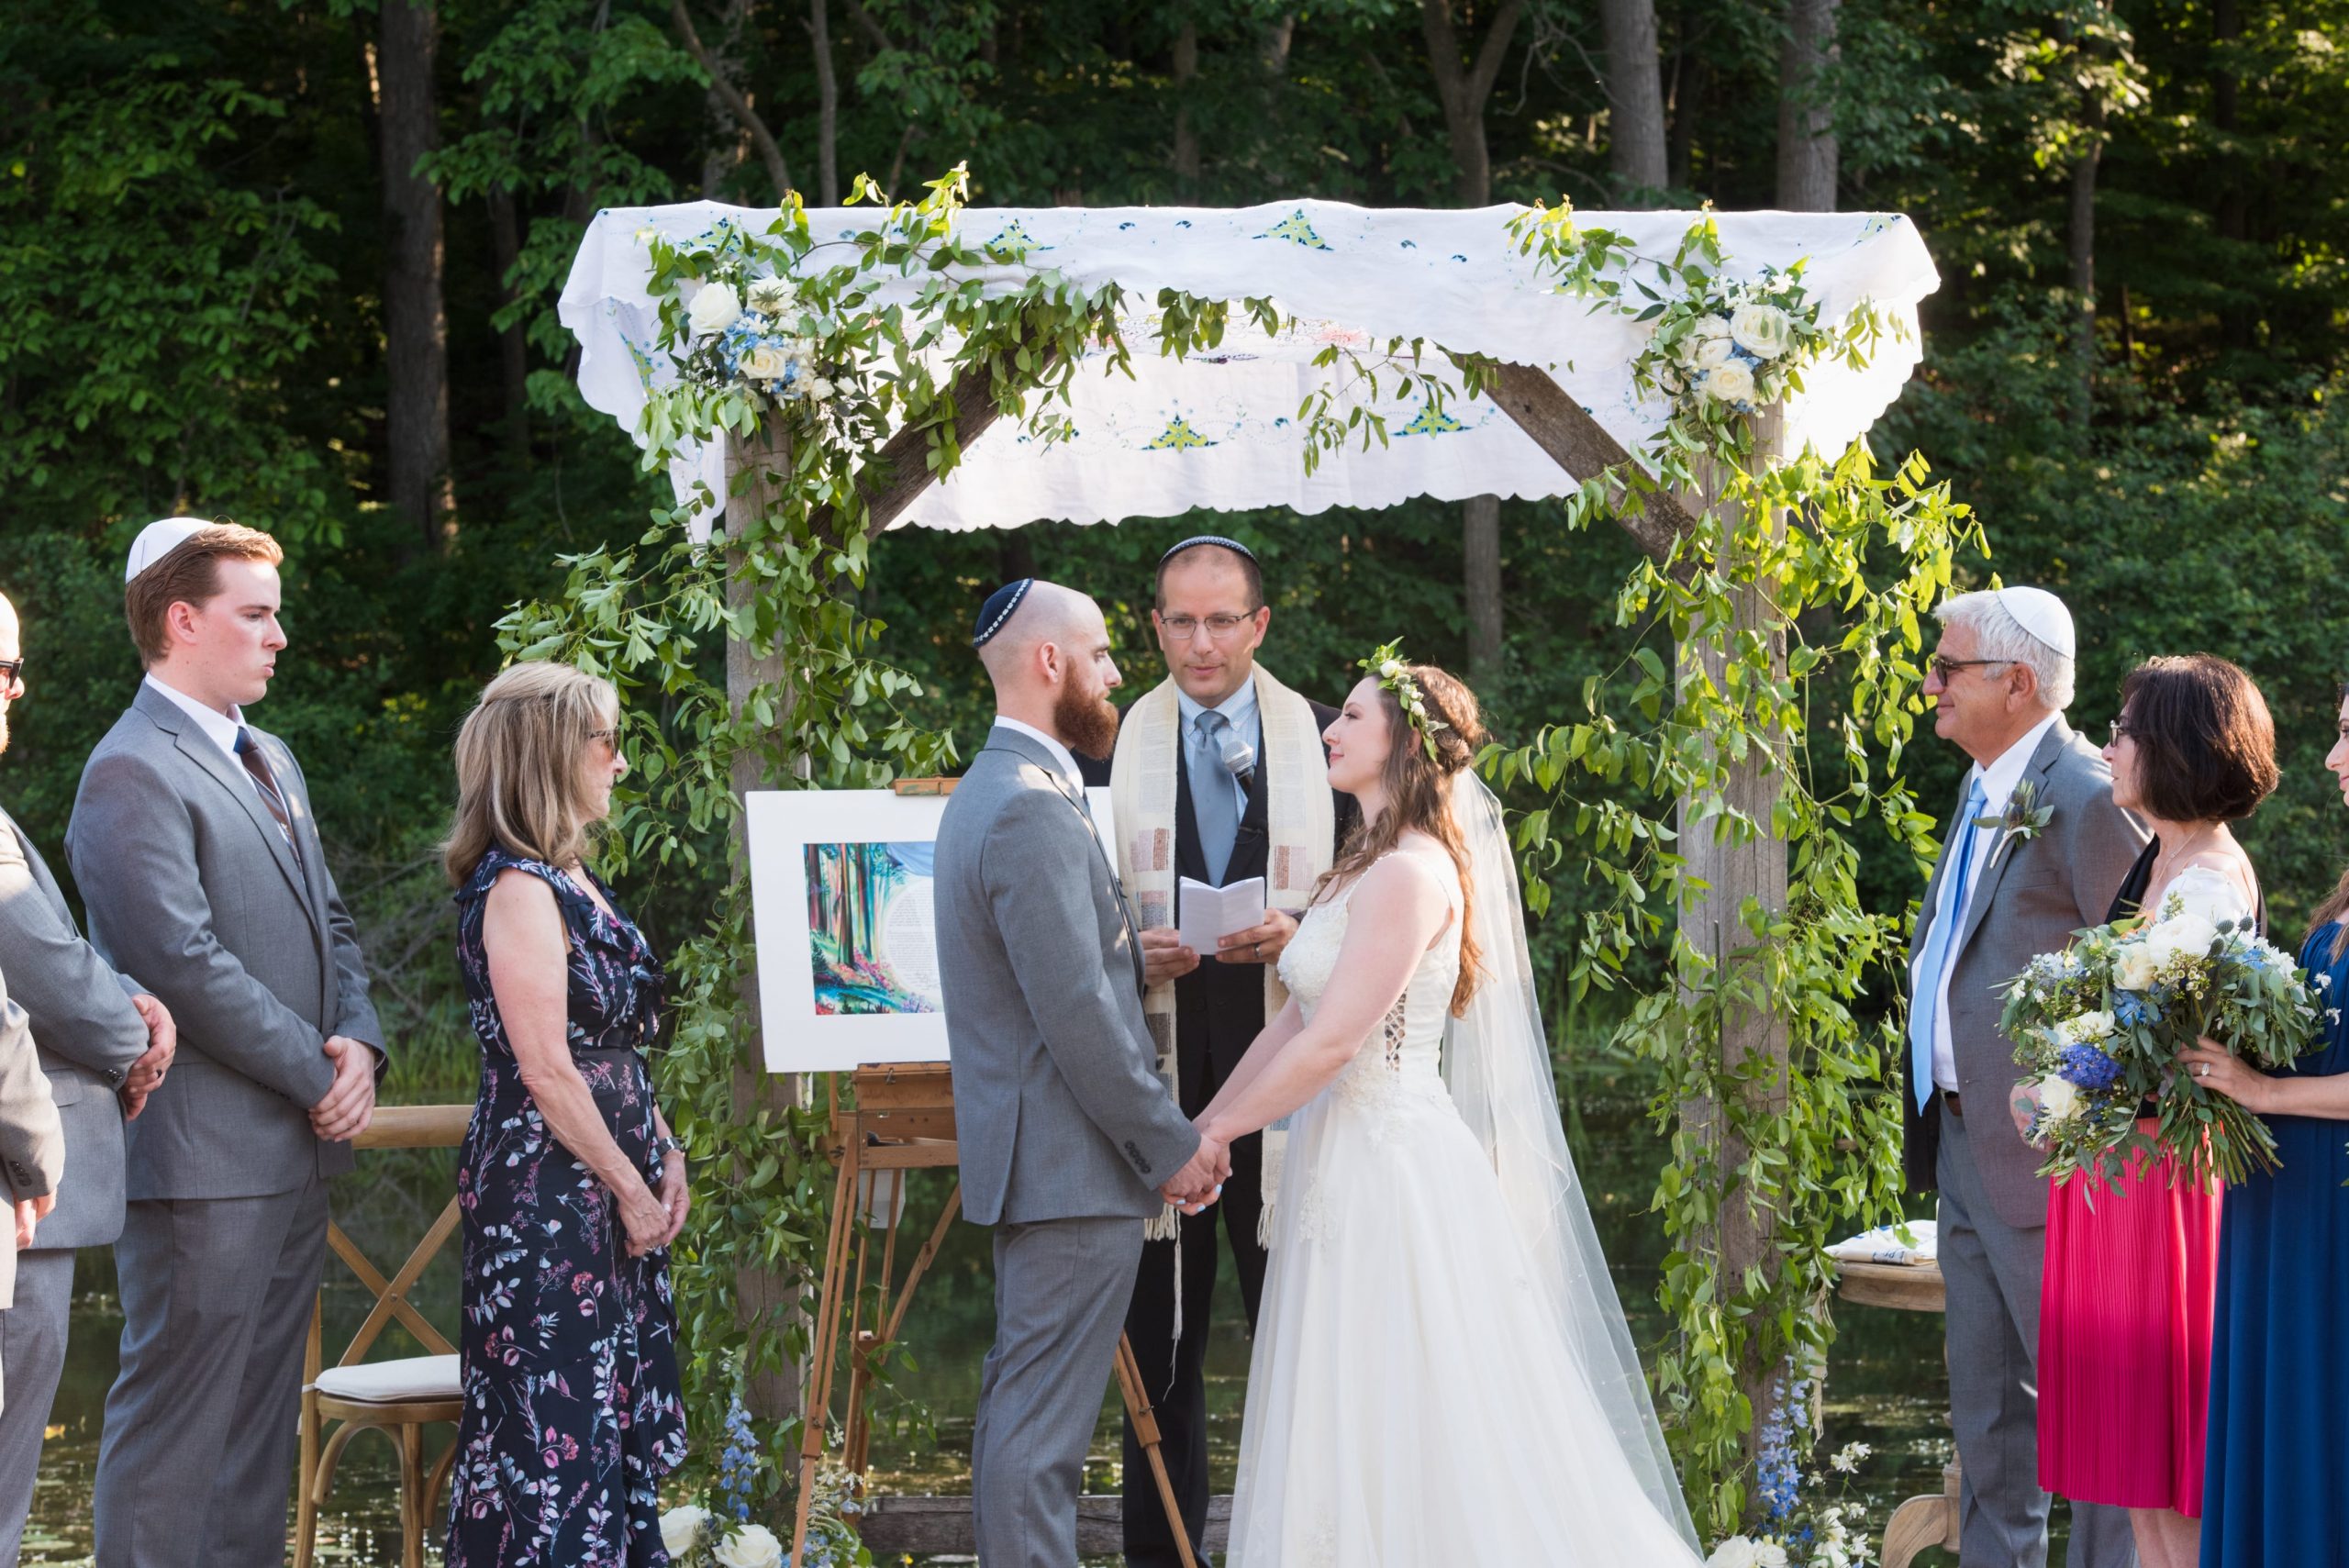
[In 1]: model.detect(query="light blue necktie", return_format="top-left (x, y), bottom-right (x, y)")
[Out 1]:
top-left (1909, 778), bottom-right (1987, 1111)
top-left (1191, 709), bottom-right (1241, 884)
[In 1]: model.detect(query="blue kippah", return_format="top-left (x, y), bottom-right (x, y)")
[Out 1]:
top-left (1159, 534), bottom-right (1258, 567)
top-left (973, 578), bottom-right (1034, 648)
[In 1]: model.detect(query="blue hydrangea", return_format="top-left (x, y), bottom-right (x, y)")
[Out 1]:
top-left (2056, 1040), bottom-right (2124, 1091)
top-left (2113, 990), bottom-right (2162, 1029)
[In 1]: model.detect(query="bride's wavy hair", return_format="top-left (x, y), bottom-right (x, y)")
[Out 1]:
top-left (1315, 662), bottom-right (1488, 1016)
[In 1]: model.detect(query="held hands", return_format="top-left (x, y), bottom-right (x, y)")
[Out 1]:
top-left (2178, 1038), bottom-right (2269, 1113)
top-left (1159, 1127), bottom-right (1231, 1216)
top-left (119, 994), bottom-right (177, 1121)
top-left (1216, 908), bottom-right (1297, 968)
top-left (1140, 927), bottom-right (1200, 987)
top-left (309, 1034), bottom-right (379, 1143)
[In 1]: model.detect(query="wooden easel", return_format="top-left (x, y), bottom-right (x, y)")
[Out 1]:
top-left (789, 779), bottom-right (1199, 1568)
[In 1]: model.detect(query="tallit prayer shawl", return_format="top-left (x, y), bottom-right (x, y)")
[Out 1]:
top-left (1112, 664), bottom-right (1336, 1244)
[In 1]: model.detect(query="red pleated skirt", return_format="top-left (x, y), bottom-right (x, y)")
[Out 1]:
top-left (2038, 1134), bottom-right (2222, 1516)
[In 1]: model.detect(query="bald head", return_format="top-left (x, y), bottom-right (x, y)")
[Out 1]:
top-left (979, 580), bottom-right (1123, 757)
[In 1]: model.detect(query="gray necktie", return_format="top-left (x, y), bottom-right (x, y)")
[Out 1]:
top-left (1192, 710), bottom-right (1240, 884)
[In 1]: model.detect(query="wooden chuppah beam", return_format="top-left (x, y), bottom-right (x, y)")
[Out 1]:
top-left (1486, 361), bottom-right (1701, 562)
top-left (807, 345), bottom-right (1059, 543)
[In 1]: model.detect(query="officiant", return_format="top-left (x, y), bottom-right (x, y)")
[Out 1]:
top-left (1076, 535), bottom-right (1354, 1568)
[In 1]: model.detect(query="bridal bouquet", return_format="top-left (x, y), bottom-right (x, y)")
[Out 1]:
top-left (2002, 897), bottom-right (2324, 1188)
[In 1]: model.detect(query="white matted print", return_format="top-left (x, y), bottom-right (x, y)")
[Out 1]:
top-left (745, 786), bottom-right (1119, 1072)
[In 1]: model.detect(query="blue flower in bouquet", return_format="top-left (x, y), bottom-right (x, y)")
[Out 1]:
top-left (2113, 989), bottom-right (2162, 1029)
top-left (2055, 1040), bottom-right (2124, 1091)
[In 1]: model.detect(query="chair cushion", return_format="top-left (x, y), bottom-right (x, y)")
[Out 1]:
top-left (315, 1354), bottom-right (461, 1404)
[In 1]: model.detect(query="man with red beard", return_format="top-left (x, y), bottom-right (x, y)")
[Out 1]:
top-left (934, 577), bottom-right (1225, 1568)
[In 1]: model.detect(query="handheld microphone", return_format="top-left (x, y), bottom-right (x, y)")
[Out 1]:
top-left (1219, 735), bottom-right (1258, 795)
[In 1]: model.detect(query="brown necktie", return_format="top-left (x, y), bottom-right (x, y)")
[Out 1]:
top-left (234, 728), bottom-right (295, 846)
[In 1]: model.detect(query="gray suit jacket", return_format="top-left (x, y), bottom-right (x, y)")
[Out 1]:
top-left (66, 683), bottom-right (384, 1202)
top-left (0, 976), bottom-right (65, 1309)
top-left (1904, 717), bottom-right (2149, 1229)
top-left (0, 805), bottom-right (150, 1248)
top-left (936, 726), bottom-right (1199, 1227)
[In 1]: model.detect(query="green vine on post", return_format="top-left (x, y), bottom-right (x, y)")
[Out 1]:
top-left (1494, 206), bottom-right (1981, 1540)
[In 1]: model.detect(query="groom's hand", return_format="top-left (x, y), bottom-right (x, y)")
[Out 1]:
top-left (1141, 928), bottom-right (1201, 987)
top-left (1162, 1130), bottom-right (1230, 1209)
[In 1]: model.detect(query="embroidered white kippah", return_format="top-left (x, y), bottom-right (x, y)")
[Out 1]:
top-left (124, 517), bottom-right (214, 583)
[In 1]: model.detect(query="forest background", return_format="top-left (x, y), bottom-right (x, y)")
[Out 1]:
top-left (4, 0), bottom-right (2346, 1101)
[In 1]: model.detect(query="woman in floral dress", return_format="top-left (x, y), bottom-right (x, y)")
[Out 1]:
top-left (440, 662), bottom-right (689, 1567)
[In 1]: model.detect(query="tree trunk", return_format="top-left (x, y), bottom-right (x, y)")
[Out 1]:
top-left (487, 186), bottom-right (530, 471)
top-left (2211, 0), bottom-right (2251, 353)
top-left (810, 0), bottom-right (840, 205)
top-left (1261, 13), bottom-right (1295, 72)
top-left (727, 427), bottom-right (807, 1432)
top-left (1601, 0), bottom-right (1669, 199)
top-left (699, 0), bottom-right (755, 197)
top-left (2069, 75), bottom-right (2102, 433)
top-left (1775, 0), bottom-right (1838, 211)
top-left (377, 0), bottom-right (453, 554)
top-left (1172, 19), bottom-right (1200, 194)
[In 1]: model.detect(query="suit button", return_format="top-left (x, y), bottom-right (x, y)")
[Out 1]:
top-left (106, 1069), bottom-right (124, 1084)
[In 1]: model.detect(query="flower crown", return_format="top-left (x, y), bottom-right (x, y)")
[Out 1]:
top-left (1360, 640), bottom-right (1448, 764)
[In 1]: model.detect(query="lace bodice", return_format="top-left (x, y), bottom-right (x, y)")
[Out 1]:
top-left (1278, 854), bottom-right (1463, 1111)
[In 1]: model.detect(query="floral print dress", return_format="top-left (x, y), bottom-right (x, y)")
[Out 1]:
top-left (445, 848), bottom-right (687, 1568)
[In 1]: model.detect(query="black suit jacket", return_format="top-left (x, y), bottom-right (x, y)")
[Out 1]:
top-left (1080, 696), bottom-right (1357, 1112)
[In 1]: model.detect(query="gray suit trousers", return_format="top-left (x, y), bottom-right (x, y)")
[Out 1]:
top-left (1938, 1104), bottom-right (2137, 1568)
top-left (94, 1174), bottom-right (328, 1568)
top-left (0, 1248), bottom-right (74, 1567)
top-left (973, 1217), bottom-right (1143, 1568)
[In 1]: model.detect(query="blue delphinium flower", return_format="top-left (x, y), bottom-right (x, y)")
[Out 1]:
top-left (2056, 1040), bottom-right (2124, 1091)
top-left (718, 1394), bottom-right (759, 1522)
top-left (1753, 1373), bottom-right (1809, 1522)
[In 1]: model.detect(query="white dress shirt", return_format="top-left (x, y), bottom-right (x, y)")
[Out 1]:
top-left (1175, 677), bottom-right (1260, 815)
top-left (143, 673), bottom-right (247, 766)
top-left (1924, 711), bottom-right (2062, 1092)
top-left (992, 716), bottom-right (1084, 792)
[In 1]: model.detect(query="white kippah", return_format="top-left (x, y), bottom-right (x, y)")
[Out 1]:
top-left (124, 517), bottom-right (214, 584)
top-left (1996, 585), bottom-right (2076, 661)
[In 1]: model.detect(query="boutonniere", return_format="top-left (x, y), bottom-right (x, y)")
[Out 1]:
top-left (1974, 779), bottom-right (2053, 871)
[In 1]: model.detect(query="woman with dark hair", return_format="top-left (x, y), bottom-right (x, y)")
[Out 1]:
top-left (1198, 656), bottom-right (1704, 1564)
top-left (2179, 685), bottom-right (2349, 1568)
top-left (2029, 654), bottom-right (2277, 1568)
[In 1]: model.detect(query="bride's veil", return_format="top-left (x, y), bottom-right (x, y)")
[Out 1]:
top-left (1444, 769), bottom-right (1699, 1547)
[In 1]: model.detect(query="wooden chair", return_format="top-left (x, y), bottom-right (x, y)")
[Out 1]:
top-left (294, 1104), bottom-right (473, 1568)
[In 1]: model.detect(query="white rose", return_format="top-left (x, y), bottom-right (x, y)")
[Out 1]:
top-left (2143, 912), bottom-right (2221, 971)
top-left (1755, 1546), bottom-right (1790, 1568)
top-left (1730, 302), bottom-right (1794, 360)
top-left (2065, 1010), bottom-right (2116, 1043)
top-left (688, 281), bottom-right (742, 337)
top-left (2113, 942), bottom-right (2161, 992)
top-left (659, 1506), bottom-right (712, 1558)
top-left (2040, 1074), bottom-right (2082, 1124)
top-left (745, 276), bottom-right (796, 314)
top-left (1707, 1539), bottom-right (1762, 1568)
top-left (1690, 334), bottom-right (1735, 370)
top-left (1380, 659), bottom-right (1403, 679)
top-left (1703, 360), bottom-right (1757, 405)
top-left (804, 375), bottom-right (834, 403)
top-left (712, 1522), bottom-right (784, 1568)
top-left (1692, 313), bottom-right (1732, 341)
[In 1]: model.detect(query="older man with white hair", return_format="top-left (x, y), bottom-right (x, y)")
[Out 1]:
top-left (1905, 585), bottom-right (2147, 1568)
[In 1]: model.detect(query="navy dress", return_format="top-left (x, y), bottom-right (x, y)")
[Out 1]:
top-left (445, 849), bottom-right (687, 1568)
top-left (2200, 920), bottom-right (2349, 1565)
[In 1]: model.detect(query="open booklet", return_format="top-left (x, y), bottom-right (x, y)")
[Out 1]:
top-left (1177, 875), bottom-right (1266, 954)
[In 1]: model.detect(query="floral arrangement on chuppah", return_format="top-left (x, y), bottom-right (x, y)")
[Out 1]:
top-left (2003, 896), bottom-right (2326, 1189)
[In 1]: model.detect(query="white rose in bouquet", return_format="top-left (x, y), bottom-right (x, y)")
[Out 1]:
top-left (738, 343), bottom-right (792, 383)
top-left (712, 1522), bottom-right (785, 1568)
top-left (2113, 940), bottom-right (2162, 992)
top-left (1703, 360), bottom-right (1757, 406)
top-left (2143, 912), bottom-right (2222, 973)
top-left (1754, 1545), bottom-right (1789, 1568)
top-left (1706, 1539), bottom-right (1763, 1568)
top-left (2040, 1074), bottom-right (2082, 1124)
top-left (659, 1505), bottom-right (713, 1558)
top-left (2062, 1010), bottom-right (2116, 1043)
top-left (745, 276), bottom-right (796, 315)
top-left (688, 281), bottom-right (743, 337)
top-left (1730, 301), bottom-right (1795, 360)
top-left (1690, 334), bottom-right (1736, 370)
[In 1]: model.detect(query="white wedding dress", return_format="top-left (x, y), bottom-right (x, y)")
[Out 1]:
top-left (1228, 850), bottom-right (1706, 1567)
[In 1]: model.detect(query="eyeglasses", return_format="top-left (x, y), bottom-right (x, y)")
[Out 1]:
top-left (587, 727), bottom-right (618, 748)
top-left (1158, 612), bottom-right (1256, 641)
top-left (1928, 655), bottom-right (2011, 682)
top-left (0, 658), bottom-right (19, 693)
top-left (2108, 717), bottom-right (2133, 744)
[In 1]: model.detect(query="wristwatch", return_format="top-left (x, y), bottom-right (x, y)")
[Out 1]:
top-left (653, 1133), bottom-right (686, 1162)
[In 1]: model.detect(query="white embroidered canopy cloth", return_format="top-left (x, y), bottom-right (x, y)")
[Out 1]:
top-left (560, 200), bottom-right (1939, 539)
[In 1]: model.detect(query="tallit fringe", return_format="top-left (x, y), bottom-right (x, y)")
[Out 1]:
top-left (1256, 1125), bottom-right (1287, 1247)
top-left (1146, 1203), bottom-right (1180, 1242)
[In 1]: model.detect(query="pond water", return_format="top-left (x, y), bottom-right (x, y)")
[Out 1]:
top-left (24, 1062), bottom-right (2084, 1565)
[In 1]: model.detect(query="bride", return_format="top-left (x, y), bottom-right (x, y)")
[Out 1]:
top-left (1192, 651), bottom-right (1705, 1565)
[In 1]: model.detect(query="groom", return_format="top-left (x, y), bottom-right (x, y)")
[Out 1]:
top-left (1904, 586), bottom-right (2145, 1568)
top-left (935, 577), bottom-right (1228, 1568)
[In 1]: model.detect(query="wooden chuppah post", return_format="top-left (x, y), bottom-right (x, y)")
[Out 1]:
top-left (1490, 364), bottom-right (1796, 1469)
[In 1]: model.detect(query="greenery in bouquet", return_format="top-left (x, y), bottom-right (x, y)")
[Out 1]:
top-left (2003, 897), bottom-right (2325, 1189)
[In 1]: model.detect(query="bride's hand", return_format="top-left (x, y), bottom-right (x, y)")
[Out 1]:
top-left (2179, 1039), bottom-right (2271, 1112)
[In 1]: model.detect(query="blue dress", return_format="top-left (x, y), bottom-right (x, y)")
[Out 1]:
top-left (444, 849), bottom-right (687, 1568)
top-left (2200, 920), bottom-right (2349, 1565)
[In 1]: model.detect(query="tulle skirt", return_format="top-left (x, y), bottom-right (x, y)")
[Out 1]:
top-left (1227, 1068), bottom-right (1703, 1567)
top-left (2038, 1134), bottom-right (2221, 1515)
